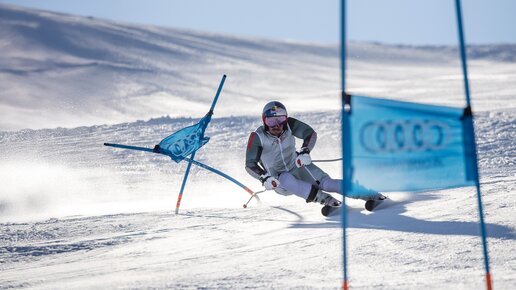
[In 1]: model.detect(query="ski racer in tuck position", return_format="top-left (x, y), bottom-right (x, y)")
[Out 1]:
top-left (245, 101), bottom-right (385, 213)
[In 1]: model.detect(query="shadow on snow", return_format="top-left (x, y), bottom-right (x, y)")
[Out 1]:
top-left (287, 194), bottom-right (516, 240)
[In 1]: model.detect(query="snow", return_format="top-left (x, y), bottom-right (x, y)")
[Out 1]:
top-left (1, 3), bottom-right (515, 289)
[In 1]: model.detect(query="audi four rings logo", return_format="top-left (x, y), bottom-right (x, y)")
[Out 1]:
top-left (359, 119), bottom-right (452, 153)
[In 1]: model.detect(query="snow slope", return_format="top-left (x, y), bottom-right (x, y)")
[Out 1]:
top-left (2, 3), bottom-right (516, 131)
top-left (1, 3), bottom-right (515, 289)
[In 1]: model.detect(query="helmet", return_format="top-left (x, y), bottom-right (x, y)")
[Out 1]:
top-left (262, 101), bottom-right (288, 128)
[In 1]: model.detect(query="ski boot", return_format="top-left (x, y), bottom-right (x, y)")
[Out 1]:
top-left (314, 190), bottom-right (342, 207)
top-left (314, 191), bottom-right (342, 217)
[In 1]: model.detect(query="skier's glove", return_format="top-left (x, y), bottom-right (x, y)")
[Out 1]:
top-left (295, 147), bottom-right (312, 168)
top-left (260, 174), bottom-right (279, 190)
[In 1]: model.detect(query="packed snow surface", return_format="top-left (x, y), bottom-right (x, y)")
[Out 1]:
top-left (1, 3), bottom-right (515, 289)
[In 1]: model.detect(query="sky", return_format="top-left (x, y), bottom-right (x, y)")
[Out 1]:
top-left (1, 0), bottom-right (515, 45)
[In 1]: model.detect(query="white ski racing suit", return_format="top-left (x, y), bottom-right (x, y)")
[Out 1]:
top-left (245, 117), bottom-right (380, 202)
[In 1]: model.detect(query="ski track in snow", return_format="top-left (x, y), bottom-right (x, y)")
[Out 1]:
top-left (1, 3), bottom-right (516, 290)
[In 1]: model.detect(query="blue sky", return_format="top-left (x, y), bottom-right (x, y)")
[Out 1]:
top-left (1, 0), bottom-right (515, 45)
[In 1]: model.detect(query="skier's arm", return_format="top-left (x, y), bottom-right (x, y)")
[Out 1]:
top-left (288, 117), bottom-right (317, 152)
top-left (245, 132), bottom-right (266, 180)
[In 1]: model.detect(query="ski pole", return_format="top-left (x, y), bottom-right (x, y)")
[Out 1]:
top-left (303, 165), bottom-right (320, 185)
top-left (312, 157), bottom-right (343, 163)
top-left (243, 189), bottom-right (267, 208)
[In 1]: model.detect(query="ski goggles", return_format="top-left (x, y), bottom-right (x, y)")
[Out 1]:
top-left (264, 115), bottom-right (287, 127)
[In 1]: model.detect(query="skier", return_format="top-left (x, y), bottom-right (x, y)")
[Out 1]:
top-left (245, 101), bottom-right (385, 213)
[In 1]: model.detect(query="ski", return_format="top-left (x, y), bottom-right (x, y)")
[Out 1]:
top-left (321, 204), bottom-right (341, 217)
top-left (365, 195), bottom-right (387, 212)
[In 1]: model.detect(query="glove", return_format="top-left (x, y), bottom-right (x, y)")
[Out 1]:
top-left (260, 174), bottom-right (280, 190)
top-left (295, 147), bottom-right (312, 168)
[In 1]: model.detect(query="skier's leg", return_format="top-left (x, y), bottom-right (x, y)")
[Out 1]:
top-left (319, 177), bottom-right (342, 194)
top-left (276, 171), bottom-right (313, 200)
top-left (319, 176), bottom-right (385, 201)
top-left (292, 164), bottom-right (328, 183)
top-left (288, 166), bottom-right (340, 206)
top-left (349, 181), bottom-right (386, 201)
top-left (277, 171), bottom-right (340, 206)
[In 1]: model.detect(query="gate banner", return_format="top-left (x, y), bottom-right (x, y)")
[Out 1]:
top-left (157, 114), bottom-right (211, 163)
top-left (347, 95), bottom-right (477, 193)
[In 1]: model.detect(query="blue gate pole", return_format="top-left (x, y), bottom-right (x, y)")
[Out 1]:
top-left (175, 151), bottom-right (196, 214)
top-left (455, 0), bottom-right (471, 105)
top-left (209, 74), bottom-right (227, 114)
top-left (455, 1), bottom-right (492, 289)
top-left (174, 74), bottom-right (225, 214)
top-left (104, 143), bottom-right (261, 201)
top-left (340, 0), bottom-right (350, 289)
top-left (184, 157), bottom-right (260, 200)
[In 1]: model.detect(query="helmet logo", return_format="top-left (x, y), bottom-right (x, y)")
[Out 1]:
top-left (267, 106), bottom-right (287, 116)
top-left (262, 101), bottom-right (288, 126)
